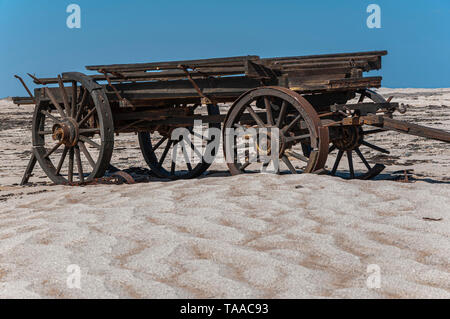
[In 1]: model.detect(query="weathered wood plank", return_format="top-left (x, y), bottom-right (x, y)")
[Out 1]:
top-left (86, 55), bottom-right (260, 72)
top-left (262, 50), bottom-right (387, 63)
top-left (382, 117), bottom-right (450, 143)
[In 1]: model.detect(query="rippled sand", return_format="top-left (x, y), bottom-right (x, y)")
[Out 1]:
top-left (0, 90), bottom-right (449, 298)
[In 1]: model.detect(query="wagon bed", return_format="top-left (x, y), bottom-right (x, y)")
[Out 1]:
top-left (15, 50), bottom-right (386, 106)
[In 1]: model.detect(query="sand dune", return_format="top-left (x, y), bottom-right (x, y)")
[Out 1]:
top-left (0, 90), bottom-right (449, 298)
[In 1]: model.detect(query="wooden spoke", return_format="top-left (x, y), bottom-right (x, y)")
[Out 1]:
top-left (240, 161), bottom-right (251, 171)
top-left (246, 106), bottom-right (266, 127)
top-left (264, 97), bottom-right (274, 126)
top-left (355, 148), bottom-right (371, 170)
top-left (45, 88), bottom-right (66, 118)
top-left (152, 136), bottom-right (167, 151)
top-left (76, 89), bottom-right (89, 121)
top-left (71, 81), bottom-right (77, 118)
top-left (181, 142), bottom-right (193, 171)
top-left (261, 158), bottom-right (272, 173)
top-left (181, 141), bottom-right (192, 171)
top-left (55, 146), bottom-right (69, 175)
top-left (44, 142), bottom-right (63, 159)
top-left (187, 137), bottom-right (203, 159)
top-left (41, 110), bottom-right (62, 124)
top-left (79, 135), bottom-right (101, 149)
top-left (361, 140), bottom-right (390, 154)
top-left (358, 92), bottom-right (366, 103)
top-left (170, 143), bottom-right (178, 174)
top-left (171, 159), bottom-right (176, 174)
top-left (281, 155), bottom-right (297, 174)
top-left (331, 150), bottom-right (344, 176)
top-left (328, 144), bottom-right (336, 154)
top-left (284, 133), bottom-right (310, 143)
top-left (158, 141), bottom-right (172, 167)
top-left (78, 141), bottom-right (96, 168)
top-left (285, 150), bottom-right (309, 163)
top-left (79, 128), bottom-right (100, 135)
top-left (68, 148), bottom-right (74, 183)
top-left (282, 114), bottom-right (302, 134)
top-left (58, 75), bottom-right (71, 116)
top-left (75, 146), bottom-right (84, 183)
top-left (77, 86), bottom-right (85, 104)
top-left (192, 131), bottom-right (209, 141)
top-left (78, 108), bottom-right (96, 127)
top-left (347, 150), bottom-right (355, 179)
top-left (276, 101), bottom-right (288, 128)
top-left (38, 130), bottom-right (53, 135)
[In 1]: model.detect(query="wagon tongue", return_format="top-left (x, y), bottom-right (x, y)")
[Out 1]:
top-left (381, 117), bottom-right (450, 144)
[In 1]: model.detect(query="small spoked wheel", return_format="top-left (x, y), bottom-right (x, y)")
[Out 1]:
top-left (32, 72), bottom-right (114, 184)
top-left (223, 87), bottom-right (328, 175)
top-left (138, 104), bottom-right (220, 180)
top-left (328, 89), bottom-right (389, 179)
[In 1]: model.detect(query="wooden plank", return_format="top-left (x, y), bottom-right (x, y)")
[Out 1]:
top-left (281, 61), bottom-right (371, 71)
top-left (86, 55), bottom-right (260, 72)
top-left (285, 67), bottom-right (356, 77)
top-left (262, 50), bottom-right (387, 63)
top-left (32, 66), bottom-right (248, 85)
top-left (100, 76), bottom-right (262, 103)
top-left (288, 76), bottom-right (382, 92)
top-left (328, 76), bottom-right (382, 88)
top-left (12, 97), bottom-right (35, 105)
top-left (269, 55), bottom-right (381, 65)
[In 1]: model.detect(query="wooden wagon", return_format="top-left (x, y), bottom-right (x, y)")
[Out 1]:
top-left (13, 50), bottom-right (450, 184)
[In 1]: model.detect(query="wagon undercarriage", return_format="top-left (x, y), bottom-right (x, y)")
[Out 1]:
top-left (12, 50), bottom-right (450, 185)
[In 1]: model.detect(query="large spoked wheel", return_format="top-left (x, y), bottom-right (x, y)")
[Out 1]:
top-left (328, 89), bottom-right (389, 179)
top-left (32, 72), bottom-right (114, 184)
top-left (138, 104), bottom-right (220, 180)
top-left (223, 87), bottom-right (329, 175)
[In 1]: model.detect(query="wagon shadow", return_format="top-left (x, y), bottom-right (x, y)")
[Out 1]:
top-left (188, 168), bottom-right (450, 185)
top-left (202, 169), bottom-right (450, 185)
top-left (333, 171), bottom-right (450, 184)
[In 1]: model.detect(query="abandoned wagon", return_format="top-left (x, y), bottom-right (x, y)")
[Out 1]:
top-left (12, 50), bottom-right (450, 185)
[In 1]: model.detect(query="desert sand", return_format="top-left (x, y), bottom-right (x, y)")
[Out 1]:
top-left (0, 88), bottom-right (449, 298)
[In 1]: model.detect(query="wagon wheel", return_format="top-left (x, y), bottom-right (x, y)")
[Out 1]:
top-left (328, 89), bottom-right (389, 179)
top-left (32, 72), bottom-right (114, 184)
top-left (138, 104), bottom-right (220, 180)
top-left (223, 87), bottom-right (328, 175)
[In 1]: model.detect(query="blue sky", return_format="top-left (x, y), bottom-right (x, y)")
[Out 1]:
top-left (0, 0), bottom-right (449, 97)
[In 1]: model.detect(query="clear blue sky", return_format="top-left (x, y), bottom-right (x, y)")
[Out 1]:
top-left (0, 0), bottom-right (449, 97)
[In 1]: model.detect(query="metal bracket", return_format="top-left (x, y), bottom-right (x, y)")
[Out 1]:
top-left (99, 69), bottom-right (134, 107)
top-left (330, 102), bottom-right (399, 116)
top-left (179, 65), bottom-right (215, 105)
top-left (14, 75), bottom-right (36, 104)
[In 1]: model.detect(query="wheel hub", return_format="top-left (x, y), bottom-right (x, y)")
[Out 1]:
top-left (52, 118), bottom-right (79, 147)
top-left (332, 126), bottom-right (363, 151)
top-left (254, 127), bottom-right (287, 158)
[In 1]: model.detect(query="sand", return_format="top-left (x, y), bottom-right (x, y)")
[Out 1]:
top-left (0, 88), bottom-right (449, 298)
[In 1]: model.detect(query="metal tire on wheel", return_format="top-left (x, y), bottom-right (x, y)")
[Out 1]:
top-left (328, 88), bottom-right (390, 179)
top-left (138, 104), bottom-right (221, 180)
top-left (223, 87), bottom-right (329, 175)
top-left (32, 72), bottom-right (114, 184)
